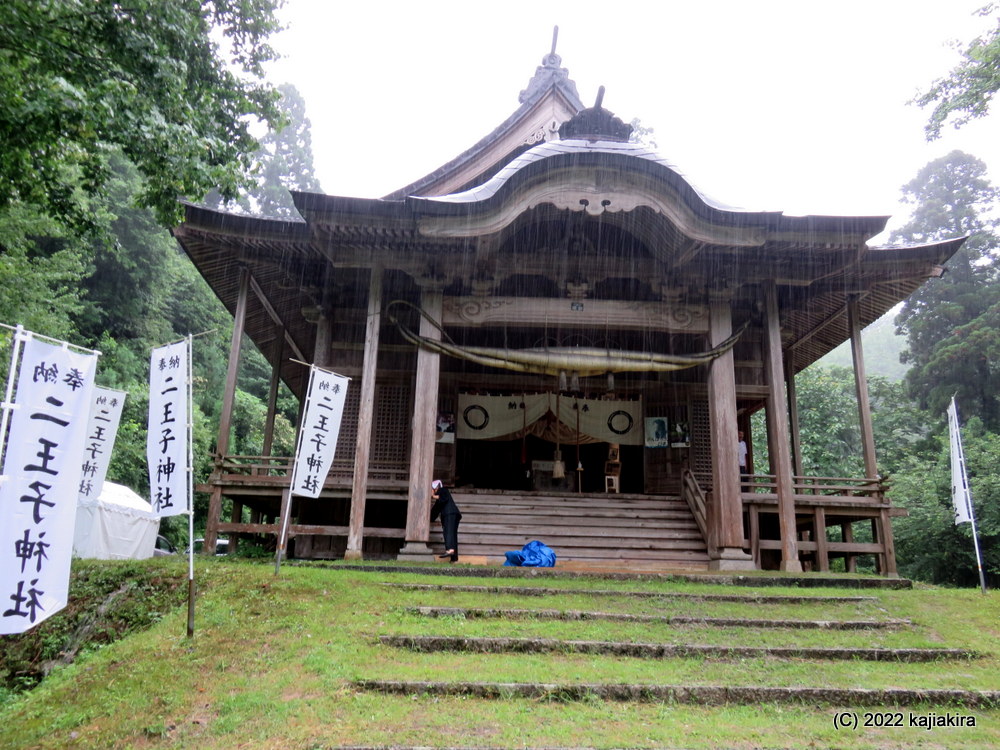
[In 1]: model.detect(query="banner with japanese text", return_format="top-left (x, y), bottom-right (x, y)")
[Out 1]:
top-left (77, 386), bottom-right (126, 503)
top-left (0, 335), bottom-right (98, 634)
top-left (289, 366), bottom-right (349, 498)
top-left (147, 341), bottom-right (189, 517)
top-left (947, 397), bottom-right (973, 525)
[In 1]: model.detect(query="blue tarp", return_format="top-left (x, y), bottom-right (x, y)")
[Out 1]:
top-left (503, 540), bottom-right (557, 567)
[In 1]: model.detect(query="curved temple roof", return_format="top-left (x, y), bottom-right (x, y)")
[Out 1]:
top-left (407, 137), bottom-right (892, 245)
top-left (173, 39), bottom-right (966, 398)
top-left (415, 139), bottom-right (751, 212)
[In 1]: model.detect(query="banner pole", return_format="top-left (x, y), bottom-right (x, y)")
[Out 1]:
top-left (274, 488), bottom-right (293, 575)
top-left (0, 325), bottom-right (27, 476)
top-left (275, 364), bottom-right (316, 576)
top-left (0, 322), bottom-right (100, 355)
top-left (185, 334), bottom-right (196, 636)
top-left (957, 429), bottom-right (987, 595)
top-left (969, 509), bottom-right (987, 595)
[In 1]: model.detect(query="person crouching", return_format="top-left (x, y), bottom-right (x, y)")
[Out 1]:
top-left (430, 479), bottom-right (462, 562)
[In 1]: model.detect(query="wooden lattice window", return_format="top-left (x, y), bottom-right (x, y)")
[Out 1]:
top-left (333, 386), bottom-right (361, 462)
top-left (691, 400), bottom-right (712, 477)
top-left (333, 382), bottom-right (413, 465)
top-left (371, 383), bottom-right (412, 465)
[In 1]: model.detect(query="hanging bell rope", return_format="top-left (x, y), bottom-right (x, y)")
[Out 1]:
top-left (552, 389), bottom-right (565, 479)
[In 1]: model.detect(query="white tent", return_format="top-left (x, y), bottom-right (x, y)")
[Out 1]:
top-left (73, 482), bottom-right (159, 560)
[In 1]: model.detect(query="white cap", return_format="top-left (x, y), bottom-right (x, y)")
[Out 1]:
top-left (431, 479), bottom-right (443, 489)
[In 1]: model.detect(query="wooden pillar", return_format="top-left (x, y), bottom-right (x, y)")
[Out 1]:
top-left (761, 281), bottom-right (802, 572)
top-left (870, 518), bottom-right (883, 575)
top-left (345, 266), bottom-right (383, 560)
top-left (814, 507), bottom-right (829, 572)
top-left (879, 508), bottom-right (898, 577)
top-left (842, 523), bottom-right (857, 573)
top-left (848, 296), bottom-right (897, 578)
top-left (261, 326), bottom-right (284, 460)
top-left (785, 356), bottom-right (804, 477)
top-left (228, 501), bottom-right (243, 555)
top-left (848, 297), bottom-right (878, 478)
top-left (205, 266), bottom-right (250, 553)
top-left (314, 313), bottom-right (332, 370)
top-left (707, 292), bottom-right (754, 570)
top-left (398, 288), bottom-right (443, 560)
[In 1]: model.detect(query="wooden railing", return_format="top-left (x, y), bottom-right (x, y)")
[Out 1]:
top-left (739, 473), bottom-right (896, 576)
top-left (680, 469), bottom-right (710, 545)
top-left (213, 455), bottom-right (410, 485)
top-left (740, 474), bottom-right (888, 503)
top-left (216, 454), bottom-right (292, 476)
top-left (206, 455), bottom-right (411, 500)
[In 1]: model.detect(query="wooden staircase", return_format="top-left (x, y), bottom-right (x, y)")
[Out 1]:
top-left (445, 490), bottom-right (711, 570)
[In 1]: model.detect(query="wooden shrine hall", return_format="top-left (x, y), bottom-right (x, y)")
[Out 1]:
top-left (173, 38), bottom-right (964, 575)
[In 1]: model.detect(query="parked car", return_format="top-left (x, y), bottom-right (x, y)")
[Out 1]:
top-left (193, 538), bottom-right (229, 556)
top-left (153, 535), bottom-right (177, 556)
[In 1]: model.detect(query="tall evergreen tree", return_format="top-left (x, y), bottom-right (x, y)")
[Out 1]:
top-left (892, 151), bottom-right (1000, 429)
top-left (252, 83), bottom-right (323, 217)
top-left (203, 83), bottom-right (323, 217)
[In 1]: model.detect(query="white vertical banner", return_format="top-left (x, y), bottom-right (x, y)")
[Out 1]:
top-left (147, 340), bottom-right (189, 517)
top-left (0, 334), bottom-right (98, 634)
top-left (77, 386), bottom-right (126, 503)
top-left (947, 397), bottom-right (973, 525)
top-left (289, 366), bottom-right (349, 498)
top-left (946, 398), bottom-right (988, 593)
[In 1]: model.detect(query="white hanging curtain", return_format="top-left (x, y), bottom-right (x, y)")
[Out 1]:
top-left (456, 393), bottom-right (549, 441)
top-left (457, 392), bottom-right (642, 445)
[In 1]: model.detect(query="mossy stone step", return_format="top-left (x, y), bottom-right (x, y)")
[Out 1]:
top-left (380, 635), bottom-right (979, 662)
top-left (310, 562), bottom-right (913, 589)
top-left (355, 679), bottom-right (1000, 708)
top-left (385, 582), bottom-right (881, 604)
top-left (407, 605), bottom-right (909, 629)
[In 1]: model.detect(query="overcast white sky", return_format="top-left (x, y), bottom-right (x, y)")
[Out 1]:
top-left (267, 0), bottom-right (998, 238)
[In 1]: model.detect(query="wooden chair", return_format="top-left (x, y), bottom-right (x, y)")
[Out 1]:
top-left (604, 449), bottom-right (621, 493)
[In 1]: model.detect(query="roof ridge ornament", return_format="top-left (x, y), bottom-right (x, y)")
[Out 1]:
top-left (545, 25), bottom-right (561, 67)
top-left (558, 85), bottom-right (634, 143)
top-left (518, 25), bottom-right (582, 105)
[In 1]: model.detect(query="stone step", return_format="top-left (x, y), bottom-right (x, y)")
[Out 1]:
top-left (312, 563), bottom-right (914, 588)
top-left (380, 635), bottom-right (979, 663)
top-left (384, 583), bottom-right (881, 604)
top-left (407, 606), bottom-right (910, 630)
top-left (355, 679), bottom-right (1000, 708)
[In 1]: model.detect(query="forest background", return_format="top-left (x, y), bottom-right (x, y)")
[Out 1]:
top-left (0, 1), bottom-right (997, 587)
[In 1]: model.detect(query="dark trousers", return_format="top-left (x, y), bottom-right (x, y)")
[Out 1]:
top-left (441, 512), bottom-right (460, 552)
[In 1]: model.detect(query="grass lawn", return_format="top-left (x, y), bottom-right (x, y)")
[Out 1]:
top-left (0, 558), bottom-right (997, 749)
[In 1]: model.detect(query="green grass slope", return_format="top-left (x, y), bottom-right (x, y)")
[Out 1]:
top-left (1, 559), bottom-right (998, 749)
